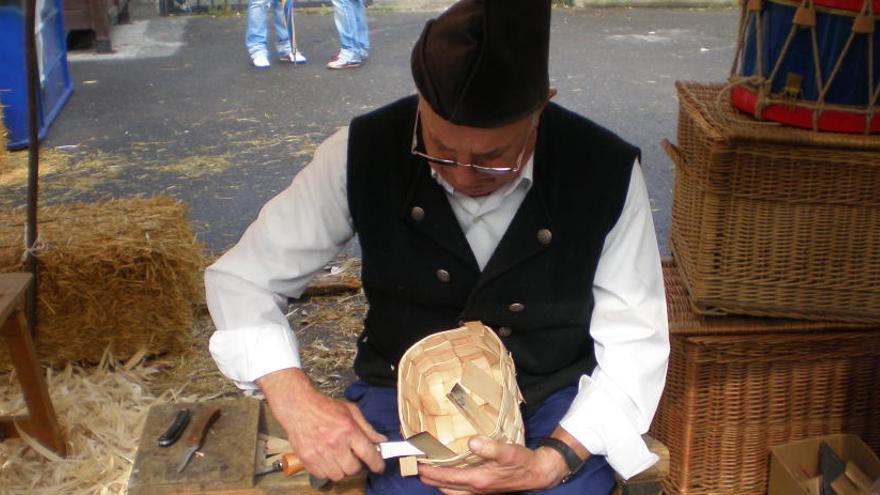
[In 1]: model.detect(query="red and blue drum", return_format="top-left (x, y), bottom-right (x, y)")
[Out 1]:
top-left (730, 0), bottom-right (880, 133)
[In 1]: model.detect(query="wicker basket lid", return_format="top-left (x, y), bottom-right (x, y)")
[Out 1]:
top-left (396, 321), bottom-right (525, 467)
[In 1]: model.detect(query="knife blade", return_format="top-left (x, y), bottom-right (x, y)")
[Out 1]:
top-left (378, 440), bottom-right (426, 459)
top-left (177, 406), bottom-right (221, 473)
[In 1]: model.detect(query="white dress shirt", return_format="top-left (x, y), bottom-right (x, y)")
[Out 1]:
top-left (206, 126), bottom-right (669, 479)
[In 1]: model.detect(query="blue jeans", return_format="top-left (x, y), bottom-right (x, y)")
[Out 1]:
top-left (344, 381), bottom-right (615, 495)
top-left (245, 0), bottom-right (292, 58)
top-left (331, 0), bottom-right (369, 62)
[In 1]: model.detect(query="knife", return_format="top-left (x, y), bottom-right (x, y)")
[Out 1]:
top-left (177, 406), bottom-right (221, 473)
top-left (158, 408), bottom-right (190, 447)
top-left (255, 441), bottom-right (427, 478)
top-left (256, 434), bottom-right (449, 487)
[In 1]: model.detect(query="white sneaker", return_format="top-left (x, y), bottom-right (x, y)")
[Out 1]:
top-left (251, 53), bottom-right (270, 69)
top-left (280, 50), bottom-right (307, 64)
top-left (326, 55), bottom-right (362, 69)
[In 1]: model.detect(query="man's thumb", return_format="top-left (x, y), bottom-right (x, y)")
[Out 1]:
top-left (468, 436), bottom-right (499, 458)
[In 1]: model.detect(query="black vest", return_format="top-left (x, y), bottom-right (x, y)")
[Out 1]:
top-left (346, 96), bottom-right (638, 416)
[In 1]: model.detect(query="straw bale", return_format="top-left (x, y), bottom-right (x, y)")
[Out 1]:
top-left (0, 354), bottom-right (214, 494)
top-left (0, 197), bottom-right (207, 368)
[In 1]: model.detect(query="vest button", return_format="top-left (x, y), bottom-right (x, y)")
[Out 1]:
top-left (537, 228), bottom-right (552, 245)
top-left (436, 269), bottom-right (451, 283)
top-left (508, 302), bottom-right (525, 313)
top-left (411, 206), bottom-right (426, 221)
top-left (497, 326), bottom-right (513, 337)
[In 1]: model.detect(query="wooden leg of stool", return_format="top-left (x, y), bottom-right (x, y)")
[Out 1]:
top-left (0, 310), bottom-right (67, 456)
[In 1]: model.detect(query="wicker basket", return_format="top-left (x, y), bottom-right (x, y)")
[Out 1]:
top-left (397, 321), bottom-right (525, 467)
top-left (652, 258), bottom-right (880, 495)
top-left (667, 81), bottom-right (880, 323)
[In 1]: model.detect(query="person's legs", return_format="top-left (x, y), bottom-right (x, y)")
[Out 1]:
top-left (245, 0), bottom-right (271, 59)
top-left (521, 387), bottom-right (616, 495)
top-left (344, 381), bottom-right (442, 495)
top-left (329, 0), bottom-right (363, 64)
top-left (272, 0), bottom-right (290, 57)
top-left (350, 0), bottom-right (369, 60)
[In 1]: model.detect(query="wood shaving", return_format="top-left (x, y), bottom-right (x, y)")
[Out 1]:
top-left (0, 352), bottom-right (213, 494)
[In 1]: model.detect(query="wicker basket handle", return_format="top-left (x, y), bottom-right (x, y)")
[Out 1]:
top-left (660, 139), bottom-right (685, 166)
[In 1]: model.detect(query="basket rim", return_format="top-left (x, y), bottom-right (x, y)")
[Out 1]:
top-left (676, 81), bottom-right (880, 151)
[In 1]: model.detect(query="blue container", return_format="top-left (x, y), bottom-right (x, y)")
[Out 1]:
top-left (0, 0), bottom-right (73, 150)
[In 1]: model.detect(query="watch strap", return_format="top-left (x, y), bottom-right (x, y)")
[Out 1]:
top-left (537, 436), bottom-right (586, 482)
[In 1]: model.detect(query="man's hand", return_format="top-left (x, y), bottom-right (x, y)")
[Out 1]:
top-left (256, 368), bottom-right (388, 481)
top-left (418, 436), bottom-right (571, 494)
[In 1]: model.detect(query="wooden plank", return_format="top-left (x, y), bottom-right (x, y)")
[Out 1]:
top-left (0, 416), bottom-right (28, 440)
top-left (0, 273), bottom-right (31, 326)
top-left (0, 286), bottom-right (67, 456)
top-left (128, 399), bottom-right (261, 495)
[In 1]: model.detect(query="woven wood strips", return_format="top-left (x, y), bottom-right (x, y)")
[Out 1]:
top-left (397, 321), bottom-right (524, 467)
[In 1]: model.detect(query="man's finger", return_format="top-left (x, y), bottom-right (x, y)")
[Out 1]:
top-left (350, 435), bottom-right (386, 474)
top-left (439, 488), bottom-right (475, 495)
top-left (346, 402), bottom-right (389, 443)
top-left (419, 464), bottom-right (480, 487)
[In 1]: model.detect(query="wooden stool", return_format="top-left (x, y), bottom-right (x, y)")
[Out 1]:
top-left (0, 273), bottom-right (66, 456)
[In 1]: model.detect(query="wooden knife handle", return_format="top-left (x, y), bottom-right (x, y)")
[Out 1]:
top-left (280, 453), bottom-right (305, 477)
top-left (185, 406), bottom-right (221, 448)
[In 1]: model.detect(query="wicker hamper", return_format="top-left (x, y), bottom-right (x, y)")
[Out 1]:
top-left (652, 259), bottom-right (880, 495)
top-left (666, 81), bottom-right (880, 323)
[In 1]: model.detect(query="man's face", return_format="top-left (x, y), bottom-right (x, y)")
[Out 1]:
top-left (416, 97), bottom-right (539, 197)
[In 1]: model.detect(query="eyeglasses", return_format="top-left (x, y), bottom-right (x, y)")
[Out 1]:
top-left (410, 106), bottom-right (535, 176)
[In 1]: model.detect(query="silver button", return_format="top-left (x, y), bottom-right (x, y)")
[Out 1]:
top-left (508, 302), bottom-right (525, 313)
top-left (497, 326), bottom-right (513, 337)
top-left (436, 269), bottom-right (451, 283)
top-left (411, 206), bottom-right (425, 221)
top-left (537, 228), bottom-right (552, 245)
top-left (390, 364), bottom-right (396, 371)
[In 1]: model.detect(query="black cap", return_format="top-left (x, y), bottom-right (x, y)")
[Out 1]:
top-left (411, 0), bottom-right (552, 128)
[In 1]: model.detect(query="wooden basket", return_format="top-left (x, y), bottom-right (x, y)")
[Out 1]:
top-left (652, 258), bottom-right (880, 495)
top-left (667, 81), bottom-right (880, 323)
top-left (397, 321), bottom-right (525, 467)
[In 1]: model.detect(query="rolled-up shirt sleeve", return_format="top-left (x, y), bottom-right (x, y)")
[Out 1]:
top-left (558, 161), bottom-right (670, 479)
top-left (205, 127), bottom-right (355, 389)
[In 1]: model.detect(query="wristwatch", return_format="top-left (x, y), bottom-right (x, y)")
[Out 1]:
top-left (538, 436), bottom-right (587, 483)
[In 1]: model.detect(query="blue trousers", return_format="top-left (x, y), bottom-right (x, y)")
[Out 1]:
top-left (344, 381), bottom-right (615, 495)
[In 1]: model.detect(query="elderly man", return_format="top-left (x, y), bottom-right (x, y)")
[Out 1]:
top-left (206, 0), bottom-right (669, 493)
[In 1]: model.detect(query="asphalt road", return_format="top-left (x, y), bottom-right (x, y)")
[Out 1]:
top-left (36, 7), bottom-right (739, 254)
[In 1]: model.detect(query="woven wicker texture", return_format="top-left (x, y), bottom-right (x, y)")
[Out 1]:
top-left (397, 321), bottom-right (525, 467)
top-left (668, 81), bottom-right (880, 322)
top-left (652, 258), bottom-right (880, 495)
